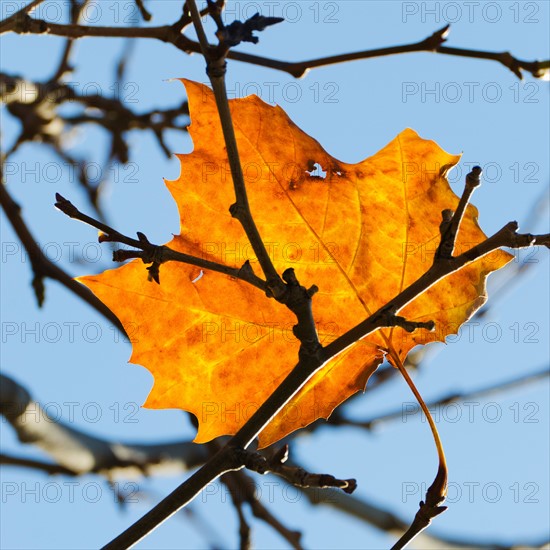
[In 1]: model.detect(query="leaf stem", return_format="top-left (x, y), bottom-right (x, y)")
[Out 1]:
top-left (393, 356), bottom-right (447, 468)
top-left (390, 355), bottom-right (448, 550)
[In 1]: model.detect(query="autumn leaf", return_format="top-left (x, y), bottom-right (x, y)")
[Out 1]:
top-left (79, 80), bottom-right (512, 447)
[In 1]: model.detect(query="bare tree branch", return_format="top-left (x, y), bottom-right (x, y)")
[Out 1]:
top-left (0, 373), bottom-right (207, 477)
top-left (0, 181), bottom-right (125, 331)
top-left (2, 16), bottom-right (547, 80)
top-left (187, 0), bottom-right (287, 299)
top-left (54, 193), bottom-right (268, 291)
top-left (0, 0), bottom-right (46, 32)
top-left (0, 71), bottom-right (189, 164)
top-left (1, 453), bottom-right (78, 476)
top-left (236, 444), bottom-right (356, 494)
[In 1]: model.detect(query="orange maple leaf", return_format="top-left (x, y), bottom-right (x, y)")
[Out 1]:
top-left (79, 80), bottom-right (512, 447)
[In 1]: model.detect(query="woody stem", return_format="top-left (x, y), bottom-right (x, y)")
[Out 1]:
top-left (187, 0), bottom-right (286, 298)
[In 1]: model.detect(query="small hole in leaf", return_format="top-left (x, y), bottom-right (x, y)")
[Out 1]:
top-left (306, 162), bottom-right (327, 179)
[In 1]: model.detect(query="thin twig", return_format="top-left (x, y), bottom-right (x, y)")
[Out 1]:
top-left (222, 473), bottom-right (252, 550)
top-left (0, 183), bottom-right (125, 332)
top-left (133, 0), bottom-right (152, 22)
top-left (48, 0), bottom-right (90, 82)
top-left (3, 18), bottom-right (547, 79)
top-left (186, 0), bottom-right (285, 298)
top-left (206, 438), bottom-right (303, 550)
top-left (223, 470), bottom-right (303, 550)
top-left (236, 445), bottom-right (357, 494)
top-left (0, 453), bottom-right (78, 476)
top-left (438, 45), bottom-right (547, 79)
top-left (435, 166), bottom-right (482, 260)
top-left (0, 0), bottom-right (46, 32)
top-left (54, 193), bottom-right (267, 291)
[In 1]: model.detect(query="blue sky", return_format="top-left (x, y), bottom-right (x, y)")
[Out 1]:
top-left (1, 1), bottom-right (549, 548)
